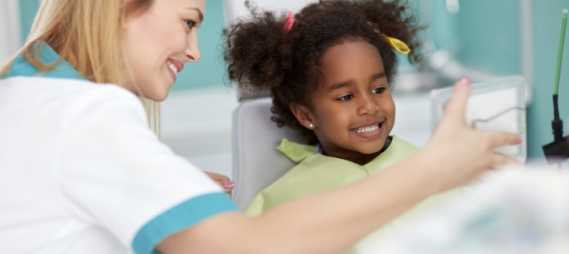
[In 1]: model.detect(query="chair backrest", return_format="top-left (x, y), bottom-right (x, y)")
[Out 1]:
top-left (231, 97), bottom-right (305, 210)
top-left (224, 0), bottom-right (317, 210)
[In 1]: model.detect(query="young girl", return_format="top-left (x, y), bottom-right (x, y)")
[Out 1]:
top-left (225, 0), bottom-right (424, 215)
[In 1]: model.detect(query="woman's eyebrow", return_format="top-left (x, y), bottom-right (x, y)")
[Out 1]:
top-left (186, 7), bottom-right (204, 22)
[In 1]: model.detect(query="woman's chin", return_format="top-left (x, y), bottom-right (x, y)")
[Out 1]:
top-left (148, 91), bottom-right (169, 102)
top-left (140, 82), bottom-right (171, 102)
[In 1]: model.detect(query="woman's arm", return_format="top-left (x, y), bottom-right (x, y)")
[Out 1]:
top-left (157, 80), bottom-right (520, 254)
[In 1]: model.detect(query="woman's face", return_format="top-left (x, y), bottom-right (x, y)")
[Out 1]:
top-left (298, 39), bottom-right (395, 164)
top-left (123, 0), bottom-right (205, 101)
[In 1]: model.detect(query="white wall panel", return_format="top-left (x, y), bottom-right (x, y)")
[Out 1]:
top-left (223, 0), bottom-right (318, 26)
top-left (0, 0), bottom-right (21, 64)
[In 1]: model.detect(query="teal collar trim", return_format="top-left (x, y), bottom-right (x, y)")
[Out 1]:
top-left (1, 42), bottom-right (86, 81)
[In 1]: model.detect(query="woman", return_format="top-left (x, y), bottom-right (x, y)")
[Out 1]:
top-left (0, 0), bottom-right (520, 253)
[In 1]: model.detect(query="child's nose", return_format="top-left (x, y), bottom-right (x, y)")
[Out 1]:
top-left (356, 93), bottom-right (379, 115)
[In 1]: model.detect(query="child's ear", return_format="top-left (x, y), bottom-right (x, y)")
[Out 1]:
top-left (290, 104), bottom-right (315, 130)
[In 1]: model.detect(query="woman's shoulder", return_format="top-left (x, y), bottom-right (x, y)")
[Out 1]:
top-left (0, 76), bottom-right (144, 120)
top-left (2, 76), bottom-right (136, 101)
top-left (0, 77), bottom-right (146, 127)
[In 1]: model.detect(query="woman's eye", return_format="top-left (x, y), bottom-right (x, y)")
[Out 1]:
top-left (337, 94), bottom-right (353, 101)
top-left (184, 20), bottom-right (196, 29)
top-left (373, 87), bottom-right (386, 94)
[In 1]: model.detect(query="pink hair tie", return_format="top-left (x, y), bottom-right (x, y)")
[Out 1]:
top-left (283, 11), bottom-right (295, 33)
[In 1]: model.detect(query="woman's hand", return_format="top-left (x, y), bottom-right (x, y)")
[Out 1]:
top-left (204, 171), bottom-right (235, 196)
top-left (420, 77), bottom-right (521, 193)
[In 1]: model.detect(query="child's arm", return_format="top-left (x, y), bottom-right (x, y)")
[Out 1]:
top-left (204, 171), bottom-right (235, 196)
top-left (156, 80), bottom-right (520, 254)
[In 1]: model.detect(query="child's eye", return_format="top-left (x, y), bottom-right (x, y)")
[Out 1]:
top-left (373, 87), bottom-right (387, 94)
top-left (337, 94), bottom-right (353, 101)
top-left (184, 20), bottom-right (197, 29)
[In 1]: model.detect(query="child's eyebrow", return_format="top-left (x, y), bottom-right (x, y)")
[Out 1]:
top-left (328, 72), bottom-right (386, 91)
top-left (329, 80), bottom-right (352, 91)
top-left (370, 72), bottom-right (386, 81)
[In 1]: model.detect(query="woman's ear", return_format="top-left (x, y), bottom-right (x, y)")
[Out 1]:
top-left (290, 104), bottom-right (315, 130)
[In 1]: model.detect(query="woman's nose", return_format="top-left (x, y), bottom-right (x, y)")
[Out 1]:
top-left (185, 34), bottom-right (201, 62)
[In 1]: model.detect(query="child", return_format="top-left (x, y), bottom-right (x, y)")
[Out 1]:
top-left (224, 0), bottom-right (424, 216)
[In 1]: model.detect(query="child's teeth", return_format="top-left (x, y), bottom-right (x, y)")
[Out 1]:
top-left (356, 124), bottom-right (379, 133)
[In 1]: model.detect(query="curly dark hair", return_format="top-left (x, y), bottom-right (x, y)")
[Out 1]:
top-left (224, 0), bottom-right (423, 144)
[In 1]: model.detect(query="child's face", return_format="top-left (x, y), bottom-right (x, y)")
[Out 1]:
top-left (296, 39), bottom-right (395, 162)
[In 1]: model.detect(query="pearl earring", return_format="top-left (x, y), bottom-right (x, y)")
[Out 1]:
top-left (309, 123), bottom-right (314, 129)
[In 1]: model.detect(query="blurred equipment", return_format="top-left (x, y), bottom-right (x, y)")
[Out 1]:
top-left (358, 168), bottom-right (569, 254)
top-left (542, 9), bottom-right (569, 165)
top-left (430, 76), bottom-right (527, 162)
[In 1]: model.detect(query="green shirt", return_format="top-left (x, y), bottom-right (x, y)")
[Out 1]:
top-left (245, 136), bottom-right (420, 216)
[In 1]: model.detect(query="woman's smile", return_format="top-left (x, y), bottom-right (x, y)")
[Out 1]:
top-left (166, 59), bottom-right (184, 82)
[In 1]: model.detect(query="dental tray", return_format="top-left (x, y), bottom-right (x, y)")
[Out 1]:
top-left (430, 75), bottom-right (527, 162)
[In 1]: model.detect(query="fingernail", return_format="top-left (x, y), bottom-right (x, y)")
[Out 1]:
top-left (516, 137), bottom-right (523, 144)
top-left (460, 76), bottom-right (471, 85)
top-left (222, 181), bottom-right (235, 189)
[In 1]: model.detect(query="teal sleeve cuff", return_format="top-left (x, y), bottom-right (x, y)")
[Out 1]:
top-left (132, 192), bottom-right (239, 254)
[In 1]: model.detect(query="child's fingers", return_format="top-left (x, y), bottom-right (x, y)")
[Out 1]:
top-left (205, 171), bottom-right (231, 183)
top-left (217, 175), bottom-right (231, 183)
top-left (223, 181), bottom-right (235, 190)
top-left (222, 182), bottom-right (234, 197)
top-left (442, 77), bottom-right (471, 125)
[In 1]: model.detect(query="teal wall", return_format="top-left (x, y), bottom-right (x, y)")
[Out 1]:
top-left (18, 0), bottom-right (41, 42)
top-left (172, 0), bottom-right (227, 90)
top-left (527, 0), bottom-right (569, 159)
top-left (454, 0), bottom-right (521, 75)
top-left (17, 0), bottom-right (228, 90)
top-left (428, 0), bottom-right (521, 75)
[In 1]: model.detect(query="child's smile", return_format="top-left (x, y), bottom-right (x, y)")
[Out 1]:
top-left (291, 38), bottom-right (396, 165)
top-left (351, 121), bottom-right (385, 138)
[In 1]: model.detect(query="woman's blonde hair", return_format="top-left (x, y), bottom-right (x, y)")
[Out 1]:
top-left (0, 0), bottom-right (161, 134)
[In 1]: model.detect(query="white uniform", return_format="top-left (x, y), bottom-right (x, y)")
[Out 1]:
top-left (0, 43), bottom-right (238, 254)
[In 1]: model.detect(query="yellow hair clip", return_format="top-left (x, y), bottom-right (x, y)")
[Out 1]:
top-left (382, 35), bottom-right (411, 55)
top-left (367, 21), bottom-right (411, 55)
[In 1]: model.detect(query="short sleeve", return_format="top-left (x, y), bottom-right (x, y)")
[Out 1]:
top-left (56, 89), bottom-right (238, 254)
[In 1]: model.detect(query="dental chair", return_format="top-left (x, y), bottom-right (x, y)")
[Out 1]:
top-left (231, 97), bottom-right (305, 210)
top-left (224, 0), bottom-right (318, 210)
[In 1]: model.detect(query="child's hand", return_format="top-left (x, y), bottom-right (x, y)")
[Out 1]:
top-left (204, 171), bottom-right (235, 196)
top-left (421, 77), bottom-right (521, 193)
